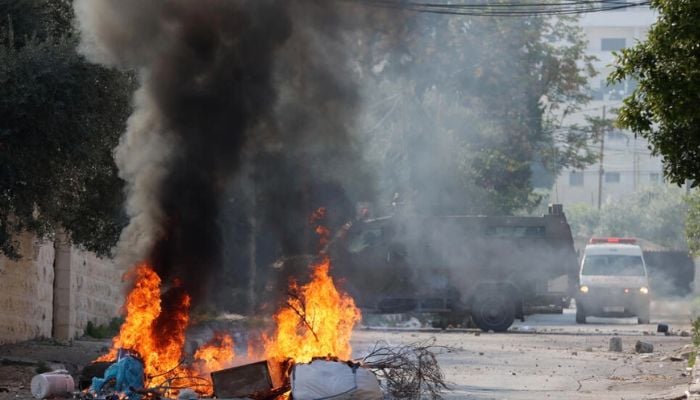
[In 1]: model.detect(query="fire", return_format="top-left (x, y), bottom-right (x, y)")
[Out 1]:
top-left (97, 207), bottom-right (359, 398)
top-left (98, 263), bottom-right (233, 395)
top-left (264, 256), bottom-right (362, 364)
top-left (194, 333), bottom-right (236, 374)
top-left (97, 264), bottom-right (163, 364)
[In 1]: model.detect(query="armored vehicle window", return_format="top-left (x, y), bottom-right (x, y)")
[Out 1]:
top-left (581, 255), bottom-right (645, 276)
top-left (485, 226), bottom-right (546, 238)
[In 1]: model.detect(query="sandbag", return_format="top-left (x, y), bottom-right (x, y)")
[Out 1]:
top-left (291, 360), bottom-right (382, 400)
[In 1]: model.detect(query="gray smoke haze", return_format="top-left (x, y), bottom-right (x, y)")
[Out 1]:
top-left (74, 0), bottom-right (374, 305)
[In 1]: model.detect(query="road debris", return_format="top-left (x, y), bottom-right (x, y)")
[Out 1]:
top-left (30, 371), bottom-right (74, 399)
top-left (635, 341), bottom-right (654, 354)
top-left (609, 337), bottom-right (623, 352)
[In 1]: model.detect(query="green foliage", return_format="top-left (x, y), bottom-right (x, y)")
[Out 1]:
top-left (84, 318), bottom-right (123, 339)
top-left (610, 0), bottom-right (700, 186)
top-left (566, 186), bottom-right (688, 249)
top-left (35, 361), bottom-right (50, 374)
top-left (0, 1), bottom-right (134, 258)
top-left (684, 190), bottom-right (700, 256)
top-left (361, 14), bottom-right (596, 215)
top-left (690, 316), bottom-right (700, 368)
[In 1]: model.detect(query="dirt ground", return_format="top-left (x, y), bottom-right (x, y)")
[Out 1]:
top-left (0, 339), bottom-right (108, 400)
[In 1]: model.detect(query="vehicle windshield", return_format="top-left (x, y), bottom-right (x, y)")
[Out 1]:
top-left (581, 254), bottom-right (645, 276)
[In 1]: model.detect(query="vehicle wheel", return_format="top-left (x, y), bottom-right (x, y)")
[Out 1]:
top-left (472, 291), bottom-right (515, 332)
top-left (575, 306), bottom-right (586, 324)
top-left (637, 303), bottom-right (650, 324)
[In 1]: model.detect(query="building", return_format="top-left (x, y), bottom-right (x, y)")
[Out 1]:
top-left (551, 3), bottom-right (667, 206)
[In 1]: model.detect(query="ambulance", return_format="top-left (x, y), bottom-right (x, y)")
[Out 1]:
top-left (576, 237), bottom-right (650, 324)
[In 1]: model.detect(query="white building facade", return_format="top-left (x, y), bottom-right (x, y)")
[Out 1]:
top-left (551, 4), bottom-right (667, 206)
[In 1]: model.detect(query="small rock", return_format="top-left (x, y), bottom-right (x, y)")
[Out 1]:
top-left (475, 332), bottom-right (481, 337)
top-left (680, 331), bottom-right (691, 337)
top-left (635, 340), bottom-right (654, 354)
top-left (609, 337), bottom-right (623, 352)
top-left (657, 323), bottom-right (669, 333)
top-left (585, 347), bottom-right (593, 352)
top-left (571, 351), bottom-right (578, 356)
top-left (512, 372), bottom-right (516, 375)
top-left (479, 352), bottom-right (484, 356)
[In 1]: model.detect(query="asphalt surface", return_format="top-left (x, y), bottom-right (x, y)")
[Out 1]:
top-left (352, 306), bottom-right (695, 399)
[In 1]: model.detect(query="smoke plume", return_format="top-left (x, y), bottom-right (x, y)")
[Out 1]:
top-left (74, 0), bottom-right (370, 305)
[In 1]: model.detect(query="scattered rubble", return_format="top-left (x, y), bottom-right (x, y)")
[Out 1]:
top-left (635, 341), bottom-right (654, 354)
top-left (609, 337), bottom-right (623, 352)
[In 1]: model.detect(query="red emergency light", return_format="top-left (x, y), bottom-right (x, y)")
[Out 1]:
top-left (589, 237), bottom-right (637, 244)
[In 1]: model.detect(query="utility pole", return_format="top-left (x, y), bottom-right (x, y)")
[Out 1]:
top-left (597, 106), bottom-right (606, 210)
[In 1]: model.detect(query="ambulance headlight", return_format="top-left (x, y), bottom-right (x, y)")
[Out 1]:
top-left (639, 287), bottom-right (649, 295)
top-left (579, 285), bottom-right (589, 293)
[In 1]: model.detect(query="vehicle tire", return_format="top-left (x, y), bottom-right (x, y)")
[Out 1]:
top-left (637, 302), bottom-right (650, 324)
top-left (471, 291), bottom-right (515, 332)
top-left (575, 306), bottom-right (586, 324)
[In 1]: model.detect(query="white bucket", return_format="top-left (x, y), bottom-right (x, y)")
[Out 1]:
top-left (30, 372), bottom-right (75, 399)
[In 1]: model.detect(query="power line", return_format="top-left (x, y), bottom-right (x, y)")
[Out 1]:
top-left (346, 0), bottom-right (650, 17)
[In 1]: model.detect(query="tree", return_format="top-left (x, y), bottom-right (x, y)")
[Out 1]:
top-left (566, 186), bottom-right (688, 250)
top-left (359, 13), bottom-right (596, 215)
top-left (685, 190), bottom-right (700, 256)
top-left (0, 0), bottom-right (134, 258)
top-left (609, 0), bottom-right (700, 186)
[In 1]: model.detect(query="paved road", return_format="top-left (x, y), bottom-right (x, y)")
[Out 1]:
top-left (352, 306), bottom-right (694, 400)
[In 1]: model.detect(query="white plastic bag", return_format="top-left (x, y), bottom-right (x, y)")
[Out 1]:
top-left (291, 360), bottom-right (382, 400)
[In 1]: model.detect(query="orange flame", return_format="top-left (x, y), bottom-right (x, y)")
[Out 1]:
top-left (264, 256), bottom-right (362, 364)
top-left (97, 264), bottom-right (163, 364)
top-left (97, 263), bottom-right (233, 395)
top-left (99, 210), bottom-right (358, 397)
top-left (194, 333), bottom-right (236, 374)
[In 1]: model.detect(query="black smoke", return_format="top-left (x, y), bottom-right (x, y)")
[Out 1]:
top-left (75, 0), bottom-right (374, 306)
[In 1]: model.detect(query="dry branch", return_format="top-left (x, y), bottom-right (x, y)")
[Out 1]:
top-left (361, 338), bottom-right (453, 400)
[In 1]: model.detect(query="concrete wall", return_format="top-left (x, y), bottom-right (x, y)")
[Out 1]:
top-left (0, 233), bottom-right (126, 344)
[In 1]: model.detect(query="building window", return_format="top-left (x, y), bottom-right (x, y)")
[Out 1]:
top-left (649, 173), bottom-right (660, 183)
top-left (569, 171), bottom-right (584, 186)
top-left (605, 172), bottom-right (621, 183)
top-left (601, 38), bottom-right (626, 51)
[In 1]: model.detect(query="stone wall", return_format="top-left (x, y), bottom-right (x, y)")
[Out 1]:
top-left (0, 234), bottom-right (55, 344)
top-left (69, 241), bottom-right (124, 337)
top-left (0, 233), bottom-right (126, 344)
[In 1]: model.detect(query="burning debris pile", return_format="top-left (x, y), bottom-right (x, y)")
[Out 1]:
top-left (78, 253), bottom-right (448, 400)
top-left (74, 214), bottom-right (449, 400)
